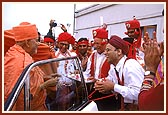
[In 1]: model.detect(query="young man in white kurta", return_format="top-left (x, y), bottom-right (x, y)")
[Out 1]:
top-left (107, 55), bottom-right (144, 104)
top-left (94, 35), bottom-right (144, 110)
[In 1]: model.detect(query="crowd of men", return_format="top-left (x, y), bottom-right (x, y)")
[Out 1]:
top-left (4, 15), bottom-right (164, 111)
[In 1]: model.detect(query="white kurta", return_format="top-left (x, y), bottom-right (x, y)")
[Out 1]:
top-left (83, 51), bottom-right (107, 80)
top-left (107, 56), bottom-right (145, 104)
top-left (55, 49), bottom-right (77, 84)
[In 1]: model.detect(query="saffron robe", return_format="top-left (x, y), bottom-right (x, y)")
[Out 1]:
top-left (4, 44), bottom-right (47, 111)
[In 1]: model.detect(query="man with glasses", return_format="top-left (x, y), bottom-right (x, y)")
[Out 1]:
top-left (54, 32), bottom-right (77, 110)
top-left (94, 35), bottom-right (144, 111)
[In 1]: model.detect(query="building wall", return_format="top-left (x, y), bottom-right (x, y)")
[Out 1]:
top-left (74, 3), bottom-right (165, 42)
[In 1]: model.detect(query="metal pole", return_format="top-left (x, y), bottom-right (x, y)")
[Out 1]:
top-left (73, 4), bottom-right (76, 35)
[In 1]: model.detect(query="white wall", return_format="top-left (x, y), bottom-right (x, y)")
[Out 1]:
top-left (74, 3), bottom-right (165, 42)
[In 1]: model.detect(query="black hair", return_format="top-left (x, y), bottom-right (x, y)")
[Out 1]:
top-left (123, 37), bottom-right (134, 44)
top-left (38, 31), bottom-right (41, 42)
top-left (78, 37), bottom-right (88, 43)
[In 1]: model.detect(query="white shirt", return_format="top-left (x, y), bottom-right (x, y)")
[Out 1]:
top-left (107, 56), bottom-right (145, 104)
top-left (83, 51), bottom-right (107, 80)
top-left (55, 49), bottom-right (77, 84)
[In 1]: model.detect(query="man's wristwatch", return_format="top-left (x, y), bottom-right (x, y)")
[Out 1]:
top-left (144, 71), bottom-right (156, 76)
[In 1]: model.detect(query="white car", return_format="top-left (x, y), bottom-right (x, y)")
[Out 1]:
top-left (4, 56), bottom-right (98, 112)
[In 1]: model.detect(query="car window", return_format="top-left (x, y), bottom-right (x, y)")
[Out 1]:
top-left (4, 57), bottom-right (89, 111)
top-left (43, 58), bottom-right (88, 111)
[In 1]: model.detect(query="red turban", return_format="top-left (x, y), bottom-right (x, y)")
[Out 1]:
top-left (125, 19), bottom-right (140, 29)
top-left (109, 35), bottom-right (129, 55)
top-left (125, 18), bottom-right (142, 49)
top-left (77, 39), bottom-right (89, 45)
top-left (92, 28), bottom-right (108, 39)
top-left (57, 32), bottom-right (75, 45)
top-left (44, 37), bottom-right (55, 43)
top-left (12, 22), bottom-right (38, 41)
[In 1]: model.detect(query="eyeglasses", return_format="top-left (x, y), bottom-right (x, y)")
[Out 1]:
top-left (105, 48), bottom-right (118, 52)
top-left (59, 43), bottom-right (69, 47)
top-left (105, 48), bottom-right (112, 52)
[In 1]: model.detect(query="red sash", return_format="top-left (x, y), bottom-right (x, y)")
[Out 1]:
top-left (115, 58), bottom-right (138, 111)
top-left (90, 52), bottom-right (110, 78)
